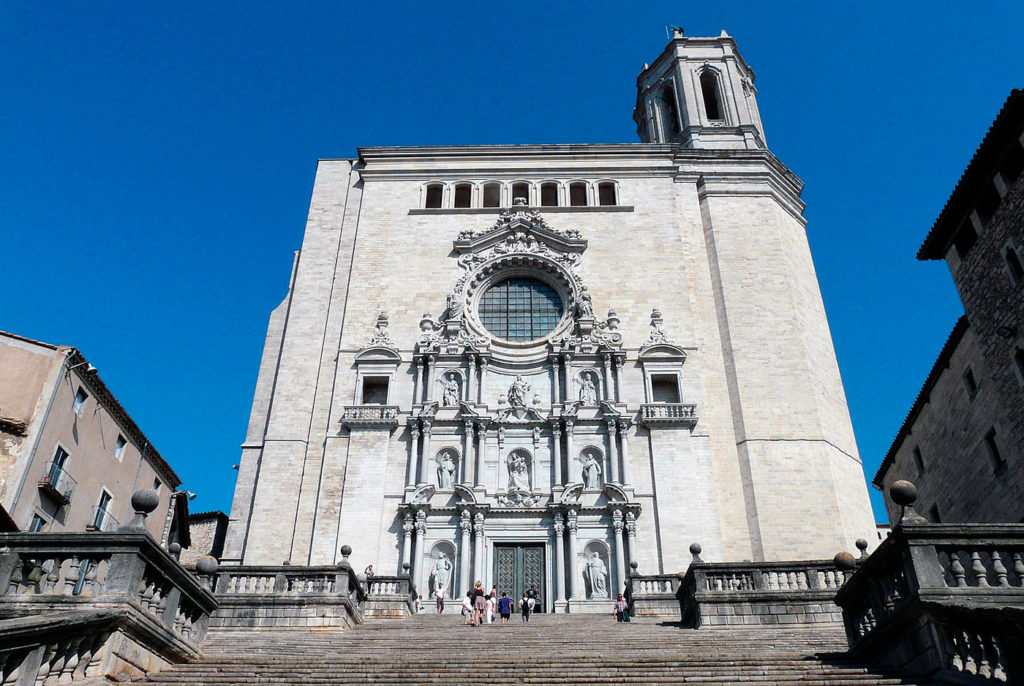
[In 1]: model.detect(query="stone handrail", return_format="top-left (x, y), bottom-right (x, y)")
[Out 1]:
top-left (638, 403), bottom-right (698, 428)
top-left (0, 532), bottom-right (218, 682)
top-left (834, 522), bottom-right (1024, 682)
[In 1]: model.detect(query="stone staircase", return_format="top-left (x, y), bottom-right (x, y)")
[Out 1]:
top-left (145, 614), bottom-right (929, 685)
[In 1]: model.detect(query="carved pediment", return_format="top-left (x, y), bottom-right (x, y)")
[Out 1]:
top-left (454, 206), bottom-right (587, 257)
top-left (409, 485), bottom-right (435, 505)
top-left (453, 484), bottom-right (477, 504)
top-left (354, 347), bottom-right (402, 364)
top-left (603, 483), bottom-right (630, 503)
top-left (559, 483), bottom-right (584, 503)
top-left (494, 405), bottom-right (546, 423)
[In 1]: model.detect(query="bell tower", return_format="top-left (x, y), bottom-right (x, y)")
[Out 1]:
top-left (634, 28), bottom-right (766, 149)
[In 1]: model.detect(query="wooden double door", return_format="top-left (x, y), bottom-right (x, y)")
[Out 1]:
top-left (493, 544), bottom-right (545, 612)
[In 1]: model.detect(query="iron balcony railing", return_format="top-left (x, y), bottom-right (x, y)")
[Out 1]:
top-left (87, 506), bottom-right (120, 532)
top-left (38, 461), bottom-right (77, 504)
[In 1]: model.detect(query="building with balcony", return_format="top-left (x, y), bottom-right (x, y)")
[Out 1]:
top-left (223, 30), bottom-right (877, 612)
top-left (0, 330), bottom-right (182, 538)
top-left (876, 90), bottom-right (1024, 524)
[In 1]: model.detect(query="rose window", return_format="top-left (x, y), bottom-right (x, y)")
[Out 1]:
top-left (478, 277), bottom-right (563, 342)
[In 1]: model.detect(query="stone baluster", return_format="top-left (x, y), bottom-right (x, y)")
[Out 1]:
top-left (625, 511), bottom-right (637, 569)
top-left (613, 355), bottom-right (623, 402)
top-left (474, 422), bottom-right (486, 488)
top-left (606, 419), bottom-right (620, 484)
top-left (478, 358), bottom-right (489, 404)
top-left (552, 424), bottom-right (563, 486)
top-left (411, 510), bottom-right (427, 591)
top-left (553, 514), bottom-right (567, 603)
top-left (459, 509), bottom-right (473, 595)
top-left (426, 354), bottom-right (438, 402)
top-left (418, 420), bottom-right (432, 485)
top-left (406, 424), bottom-right (420, 488)
top-left (992, 551), bottom-right (1009, 587)
top-left (551, 356), bottom-right (561, 404)
top-left (565, 420), bottom-right (576, 482)
top-left (462, 420), bottom-right (474, 485)
top-left (567, 509), bottom-right (580, 599)
top-left (618, 419), bottom-right (631, 486)
top-left (473, 513), bottom-right (485, 586)
top-left (401, 513), bottom-right (413, 571)
top-left (612, 509), bottom-right (627, 594)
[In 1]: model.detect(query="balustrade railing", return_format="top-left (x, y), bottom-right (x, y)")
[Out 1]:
top-left (214, 566), bottom-right (363, 599)
top-left (638, 403), bottom-right (698, 427)
top-left (339, 405), bottom-right (400, 429)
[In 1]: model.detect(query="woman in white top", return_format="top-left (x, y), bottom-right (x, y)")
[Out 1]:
top-left (485, 593), bottom-right (495, 624)
top-left (461, 591), bottom-right (473, 626)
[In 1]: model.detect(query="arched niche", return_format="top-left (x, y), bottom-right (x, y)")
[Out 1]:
top-left (574, 368), bottom-right (602, 406)
top-left (582, 540), bottom-right (611, 599)
top-left (578, 445), bottom-right (604, 490)
top-left (426, 541), bottom-right (456, 598)
top-left (434, 447), bottom-right (460, 490)
top-left (436, 368), bottom-right (465, 407)
top-left (505, 448), bottom-right (533, 492)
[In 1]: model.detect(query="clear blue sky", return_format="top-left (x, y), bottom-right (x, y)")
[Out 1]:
top-left (3, 2), bottom-right (1022, 524)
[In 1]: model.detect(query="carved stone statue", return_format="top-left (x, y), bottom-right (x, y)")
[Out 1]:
top-left (581, 452), bottom-right (602, 489)
top-left (445, 293), bottom-right (464, 320)
top-left (584, 552), bottom-right (608, 599)
top-left (437, 453), bottom-right (455, 490)
top-left (507, 376), bottom-right (531, 407)
top-left (578, 372), bottom-right (597, 405)
top-left (507, 452), bottom-right (531, 491)
top-left (429, 553), bottom-right (453, 596)
top-left (576, 287), bottom-right (594, 318)
top-left (439, 373), bottom-right (460, 407)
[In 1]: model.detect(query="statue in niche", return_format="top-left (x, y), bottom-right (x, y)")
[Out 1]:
top-left (578, 372), bottom-right (597, 405)
top-left (429, 552), bottom-right (453, 596)
top-left (437, 453), bottom-right (456, 490)
top-left (581, 452), bottom-right (602, 489)
top-left (439, 373), bottom-right (461, 407)
top-left (507, 452), bottom-right (531, 492)
top-left (445, 293), bottom-right (464, 320)
top-left (507, 376), bottom-right (531, 407)
top-left (576, 286), bottom-right (594, 318)
top-left (584, 552), bottom-right (608, 599)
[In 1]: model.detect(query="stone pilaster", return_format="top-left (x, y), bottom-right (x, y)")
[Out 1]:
top-left (553, 513), bottom-right (566, 603)
top-left (552, 424), bottom-right (563, 486)
top-left (612, 509), bottom-right (626, 595)
top-left (459, 509), bottom-right (472, 595)
top-left (618, 419), bottom-right (631, 487)
top-left (401, 512), bottom-right (413, 570)
top-left (462, 420), bottom-right (473, 485)
top-left (567, 509), bottom-right (580, 599)
top-left (412, 509), bottom-right (427, 591)
top-left (625, 511), bottom-right (637, 569)
top-left (606, 419), bottom-right (620, 484)
top-left (417, 420), bottom-right (432, 485)
top-left (406, 424), bottom-right (420, 488)
top-left (473, 512), bottom-right (485, 586)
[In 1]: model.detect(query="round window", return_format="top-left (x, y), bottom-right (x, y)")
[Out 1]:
top-left (478, 277), bottom-right (564, 342)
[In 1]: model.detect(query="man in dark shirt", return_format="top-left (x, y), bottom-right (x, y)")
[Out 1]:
top-left (497, 592), bottom-right (513, 624)
top-left (526, 585), bottom-right (540, 613)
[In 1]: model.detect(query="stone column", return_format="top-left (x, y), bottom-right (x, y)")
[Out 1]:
top-left (551, 357), bottom-right (561, 404)
top-left (559, 356), bottom-right (568, 403)
top-left (553, 513), bottom-right (566, 602)
top-left (496, 426), bottom-right (505, 491)
top-left (426, 354), bottom-right (438, 402)
top-left (412, 358), bottom-right (421, 405)
top-left (625, 511), bottom-right (637, 569)
top-left (618, 419), bottom-right (631, 486)
top-left (401, 512), bottom-right (414, 571)
top-left (412, 510), bottom-right (427, 590)
top-left (459, 509), bottom-right (473, 595)
top-left (565, 420), bottom-right (576, 483)
top-left (418, 420), bottom-right (432, 485)
top-left (474, 422), bottom-right (485, 488)
top-left (406, 424), bottom-right (420, 488)
top-left (478, 358), bottom-right (489, 404)
top-left (462, 420), bottom-right (474, 485)
top-left (417, 358), bottom-right (426, 403)
top-left (466, 354), bottom-right (476, 402)
top-left (551, 424), bottom-right (563, 486)
top-left (606, 419), bottom-right (620, 484)
top-left (613, 356), bottom-right (623, 402)
top-left (567, 510), bottom-right (580, 599)
top-left (601, 353), bottom-right (612, 401)
top-left (612, 509), bottom-right (626, 594)
top-left (473, 512), bottom-right (485, 586)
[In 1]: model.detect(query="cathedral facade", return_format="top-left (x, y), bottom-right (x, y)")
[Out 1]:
top-left (223, 30), bottom-right (876, 612)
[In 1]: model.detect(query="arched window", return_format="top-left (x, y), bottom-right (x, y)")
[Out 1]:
top-left (478, 277), bottom-right (563, 342)
top-left (424, 183), bottom-right (443, 209)
top-left (1005, 246), bottom-right (1023, 285)
top-left (597, 182), bottom-right (617, 206)
top-left (511, 182), bottom-right (530, 205)
top-left (453, 183), bottom-right (472, 208)
top-left (483, 182), bottom-right (501, 208)
top-left (700, 70), bottom-right (723, 122)
top-left (569, 182), bottom-right (588, 207)
top-left (659, 85), bottom-right (681, 140)
top-left (540, 182), bottom-right (558, 207)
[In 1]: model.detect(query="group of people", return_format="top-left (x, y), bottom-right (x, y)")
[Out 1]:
top-left (459, 582), bottom-right (541, 626)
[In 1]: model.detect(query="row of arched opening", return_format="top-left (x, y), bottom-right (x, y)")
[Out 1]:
top-left (422, 179), bottom-right (619, 209)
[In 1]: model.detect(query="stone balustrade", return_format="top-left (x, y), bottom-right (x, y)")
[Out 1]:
top-left (364, 575), bottom-right (417, 618)
top-left (0, 530), bottom-right (217, 683)
top-left (628, 573), bottom-right (682, 617)
top-left (339, 405), bottom-right (400, 429)
top-left (637, 403), bottom-right (698, 428)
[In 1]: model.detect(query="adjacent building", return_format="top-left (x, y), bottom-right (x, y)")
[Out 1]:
top-left (875, 90), bottom-right (1024, 524)
top-left (224, 30), bottom-right (877, 611)
top-left (0, 330), bottom-right (182, 538)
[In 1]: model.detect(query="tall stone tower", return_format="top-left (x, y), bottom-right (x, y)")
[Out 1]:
top-left (223, 30), bottom-right (876, 611)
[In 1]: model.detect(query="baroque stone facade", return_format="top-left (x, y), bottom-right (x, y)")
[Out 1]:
top-left (876, 90), bottom-right (1024, 524)
top-left (223, 31), bottom-right (876, 611)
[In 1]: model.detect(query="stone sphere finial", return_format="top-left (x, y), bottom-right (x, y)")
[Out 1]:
top-left (630, 561), bottom-right (638, 570)
top-left (117, 489), bottom-right (160, 534)
top-left (402, 562), bottom-right (410, 571)
top-left (340, 544), bottom-right (352, 560)
top-left (834, 551), bottom-right (857, 571)
top-left (689, 542), bottom-right (703, 563)
top-left (168, 542), bottom-right (182, 560)
top-left (196, 556), bottom-right (218, 575)
top-left (855, 538), bottom-right (869, 558)
top-left (889, 480), bottom-right (928, 525)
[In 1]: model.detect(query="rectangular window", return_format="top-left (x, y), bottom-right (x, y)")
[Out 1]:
top-left (912, 446), bottom-right (925, 472)
top-left (53, 446), bottom-right (69, 470)
top-left (93, 491), bottom-right (113, 530)
top-left (114, 435), bottom-right (127, 461)
top-left (650, 374), bottom-right (680, 403)
top-left (962, 368), bottom-right (978, 399)
top-left (983, 428), bottom-right (1004, 470)
top-left (29, 514), bottom-right (47, 532)
top-left (361, 377), bottom-right (389, 405)
top-left (72, 387), bottom-right (88, 415)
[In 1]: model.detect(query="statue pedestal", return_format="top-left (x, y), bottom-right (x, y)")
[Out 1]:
top-left (567, 598), bottom-right (615, 614)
